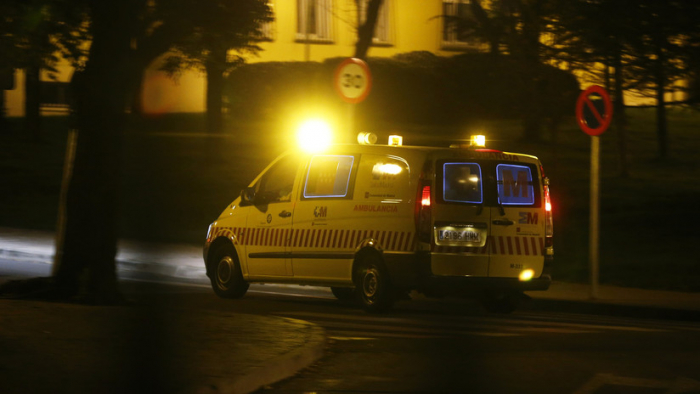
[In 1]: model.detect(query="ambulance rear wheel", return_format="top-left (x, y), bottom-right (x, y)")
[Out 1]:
top-left (355, 255), bottom-right (394, 313)
top-left (210, 245), bottom-right (249, 299)
top-left (330, 286), bottom-right (355, 302)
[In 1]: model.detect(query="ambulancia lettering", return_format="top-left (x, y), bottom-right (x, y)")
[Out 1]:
top-left (353, 204), bottom-right (398, 213)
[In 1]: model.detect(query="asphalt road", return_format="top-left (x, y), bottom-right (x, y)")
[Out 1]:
top-left (4, 258), bottom-right (700, 394)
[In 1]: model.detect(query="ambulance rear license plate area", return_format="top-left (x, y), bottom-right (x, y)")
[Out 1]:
top-left (438, 229), bottom-right (481, 243)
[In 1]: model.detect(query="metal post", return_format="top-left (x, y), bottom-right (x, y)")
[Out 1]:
top-left (347, 103), bottom-right (355, 143)
top-left (304, 0), bottom-right (311, 62)
top-left (589, 135), bottom-right (600, 299)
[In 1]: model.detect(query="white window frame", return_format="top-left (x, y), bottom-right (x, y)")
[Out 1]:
top-left (296, 0), bottom-right (334, 43)
top-left (442, 0), bottom-right (476, 50)
top-left (359, 0), bottom-right (392, 46)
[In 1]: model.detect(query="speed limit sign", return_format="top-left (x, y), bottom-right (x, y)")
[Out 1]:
top-left (333, 58), bottom-right (372, 104)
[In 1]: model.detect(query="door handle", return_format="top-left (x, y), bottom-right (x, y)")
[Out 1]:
top-left (492, 219), bottom-right (514, 226)
top-left (278, 210), bottom-right (292, 218)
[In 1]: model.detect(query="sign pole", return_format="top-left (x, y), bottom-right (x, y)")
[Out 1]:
top-left (589, 135), bottom-right (600, 299)
top-left (575, 85), bottom-right (612, 300)
top-left (347, 103), bottom-right (355, 143)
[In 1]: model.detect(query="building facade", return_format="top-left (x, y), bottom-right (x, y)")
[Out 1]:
top-left (4, 0), bottom-right (485, 117)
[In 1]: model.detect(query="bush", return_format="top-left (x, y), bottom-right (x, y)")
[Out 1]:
top-left (224, 52), bottom-right (579, 130)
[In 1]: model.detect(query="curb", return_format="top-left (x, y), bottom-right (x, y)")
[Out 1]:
top-left (526, 297), bottom-right (700, 323)
top-left (224, 317), bottom-right (326, 394)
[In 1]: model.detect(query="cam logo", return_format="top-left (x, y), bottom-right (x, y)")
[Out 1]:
top-left (314, 206), bottom-right (327, 218)
top-left (518, 212), bottom-right (538, 225)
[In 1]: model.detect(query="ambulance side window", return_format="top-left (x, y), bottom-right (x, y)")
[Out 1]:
top-left (496, 164), bottom-right (535, 205)
top-left (355, 154), bottom-right (410, 202)
top-left (443, 162), bottom-right (483, 204)
top-left (257, 155), bottom-right (299, 204)
top-left (303, 155), bottom-right (355, 198)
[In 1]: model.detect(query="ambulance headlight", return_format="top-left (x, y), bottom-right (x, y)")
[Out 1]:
top-left (519, 269), bottom-right (535, 282)
top-left (298, 119), bottom-right (332, 152)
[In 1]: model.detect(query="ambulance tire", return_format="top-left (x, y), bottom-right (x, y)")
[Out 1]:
top-left (480, 292), bottom-right (521, 314)
top-left (330, 287), bottom-right (355, 302)
top-left (354, 254), bottom-right (394, 313)
top-left (210, 245), bottom-right (249, 299)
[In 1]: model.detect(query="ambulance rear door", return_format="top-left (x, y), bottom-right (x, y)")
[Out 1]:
top-left (488, 162), bottom-right (545, 278)
top-left (431, 160), bottom-right (491, 277)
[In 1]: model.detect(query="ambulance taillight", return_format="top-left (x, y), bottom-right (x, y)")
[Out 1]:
top-left (421, 186), bottom-right (431, 207)
top-left (416, 184), bottom-right (432, 243)
top-left (544, 178), bottom-right (553, 248)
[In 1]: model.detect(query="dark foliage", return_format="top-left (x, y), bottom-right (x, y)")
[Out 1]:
top-left (224, 52), bottom-right (579, 128)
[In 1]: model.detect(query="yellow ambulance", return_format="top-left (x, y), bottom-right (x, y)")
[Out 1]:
top-left (203, 134), bottom-right (553, 313)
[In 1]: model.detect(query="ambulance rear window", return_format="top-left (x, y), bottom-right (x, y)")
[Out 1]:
top-left (303, 155), bottom-right (354, 198)
top-left (496, 164), bottom-right (535, 205)
top-left (443, 162), bottom-right (483, 204)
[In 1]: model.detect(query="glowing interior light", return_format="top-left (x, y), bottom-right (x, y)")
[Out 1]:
top-left (469, 175), bottom-right (479, 183)
top-left (388, 135), bottom-right (403, 146)
top-left (378, 163), bottom-right (402, 175)
top-left (421, 186), bottom-right (431, 207)
top-left (357, 132), bottom-right (378, 145)
top-left (519, 269), bottom-right (535, 281)
top-left (298, 119), bottom-right (332, 152)
top-left (471, 135), bottom-right (486, 147)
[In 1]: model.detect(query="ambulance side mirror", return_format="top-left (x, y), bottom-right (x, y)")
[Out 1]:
top-left (240, 187), bottom-right (256, 206)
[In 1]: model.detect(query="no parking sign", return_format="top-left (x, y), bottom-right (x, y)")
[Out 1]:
top-left (576, 85), bottom-right (613, 136)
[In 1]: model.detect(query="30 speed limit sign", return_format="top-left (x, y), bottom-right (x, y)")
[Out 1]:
top-left (333, 58), bottom-right (372, 104)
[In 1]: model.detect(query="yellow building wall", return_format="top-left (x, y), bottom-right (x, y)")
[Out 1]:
top-left (3, 1), bottom-right (486, 117)
top-left (138, 0), bottom-right (460, 114)
top-left (10, 1), bottom-right (680, 117)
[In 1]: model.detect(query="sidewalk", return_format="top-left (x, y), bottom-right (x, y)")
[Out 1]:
top-left (0, 227), bottom-right (326, 394)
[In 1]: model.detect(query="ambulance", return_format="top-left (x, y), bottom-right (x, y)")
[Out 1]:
top-left (203, 133), bottom-right (553, 313)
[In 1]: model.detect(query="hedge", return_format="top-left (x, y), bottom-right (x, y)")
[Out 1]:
top-left (224, 51), bottom-right (579, 128)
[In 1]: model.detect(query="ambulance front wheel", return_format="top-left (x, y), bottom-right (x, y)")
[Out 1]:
top-left (210, 245), bottom-right (249, 299)
top-left (354, 255), bottom-right (394, 313)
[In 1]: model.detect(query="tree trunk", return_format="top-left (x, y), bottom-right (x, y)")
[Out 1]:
top-left (654, 45), bottom-right (668, 160)
top-left (613, 47), bottom-right (629, 177)
top-left (0, 88), bottom-right (6, 132)
top-left (355, 0), bottom-right (382, 60)
top-left (24, 65), bottom-right (42, 141)
top-left (205, 49), bottom-right (226, 134)
top-left (53, 0), bottom-right (133, 303)
top-left (129, 71), bottom-right (145, 116)
top-left (518, 1), bottom-right (544, 142)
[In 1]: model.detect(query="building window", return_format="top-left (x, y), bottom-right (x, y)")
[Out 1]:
top-left (359, 0), bottom-right (392, 45)
top-left (297, 0), bottom-right (333, 42)
top-left (40, 81), bottom-right (70, 111)
top-left (442, 0), bottom-right (475, 49)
